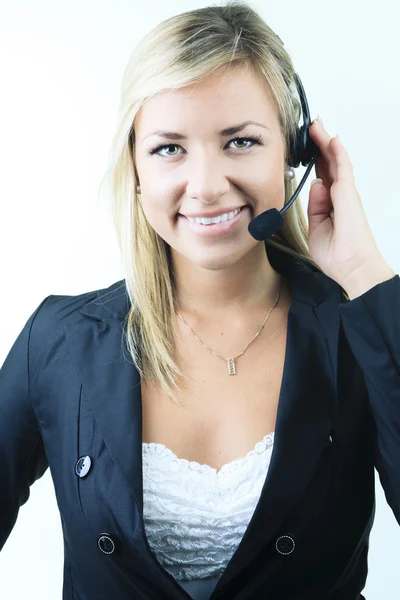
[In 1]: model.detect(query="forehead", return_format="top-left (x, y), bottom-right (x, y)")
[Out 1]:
top-left (134, 65), bottom-right (278, 137)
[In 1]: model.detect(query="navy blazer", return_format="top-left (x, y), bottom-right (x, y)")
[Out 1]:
top-left (1, 244), bottom-right (400, 600)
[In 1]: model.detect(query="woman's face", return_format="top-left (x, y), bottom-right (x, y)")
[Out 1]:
top-left (133, 64), bottom-right (287, 272)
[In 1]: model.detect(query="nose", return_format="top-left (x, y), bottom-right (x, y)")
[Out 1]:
top-left (185, 153), bottom-right (231, 203)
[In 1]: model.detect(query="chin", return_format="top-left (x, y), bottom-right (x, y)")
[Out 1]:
top-left (189, 245), bottom-right (255, 270)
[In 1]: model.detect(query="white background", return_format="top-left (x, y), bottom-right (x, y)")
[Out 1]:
top-left (0, 0), bottom-right (399, 598)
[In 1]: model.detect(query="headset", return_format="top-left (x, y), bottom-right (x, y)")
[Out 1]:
top-left (248, 73), bottom-right (320, 241)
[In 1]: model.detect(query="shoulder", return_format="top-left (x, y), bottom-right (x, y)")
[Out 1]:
top-left (32, 279), bottom-right (126, 327)
top-left (27, 279), bottom-right (126, 359)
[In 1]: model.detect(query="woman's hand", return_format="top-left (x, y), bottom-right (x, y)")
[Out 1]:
top-left (306, 118), bottom-right (395, 299)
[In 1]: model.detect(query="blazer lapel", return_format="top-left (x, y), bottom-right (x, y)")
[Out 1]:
top-left (64, 244), bottom-right (344, 589)
top-left (219, 249), bottom-right (344, 587)
top-left (63, 279), bottom-right (143, 520)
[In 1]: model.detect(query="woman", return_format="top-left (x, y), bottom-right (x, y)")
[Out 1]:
top-left (0, 2), bottom-right (398, 599)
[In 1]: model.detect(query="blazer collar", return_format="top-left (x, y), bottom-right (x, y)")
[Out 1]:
top-left (78, 243), bottom-right (341, 322)
top-left (65, 244), bottom-right (344, 594)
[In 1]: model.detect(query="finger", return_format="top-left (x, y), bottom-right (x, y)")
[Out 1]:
top-left (309, 120), bottom-right (337, 181)
top-left (308, 177), bottom-right (332, 220)
top-left (330, 135), bottom-right (355, 184)
top-left (314, 153), bottom-right (333, 188)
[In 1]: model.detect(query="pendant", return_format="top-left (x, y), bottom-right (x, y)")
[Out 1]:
top-left (227, 357), bottom-right (236, 375)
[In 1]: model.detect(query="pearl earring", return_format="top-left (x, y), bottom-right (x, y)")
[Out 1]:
top-left (136, 184), bottom-right (141, 193)
top-left (285, 167), bottom-right (295, 181)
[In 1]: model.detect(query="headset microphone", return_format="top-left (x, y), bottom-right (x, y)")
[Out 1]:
top-left (248, 73), bottom-right (320, 241)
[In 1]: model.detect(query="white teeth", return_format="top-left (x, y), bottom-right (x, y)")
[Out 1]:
top-left (188, 207), bottom-right (241, 225)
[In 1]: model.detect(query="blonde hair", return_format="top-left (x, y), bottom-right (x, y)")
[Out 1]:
top-left (103, 0), bottom-right (342, 405)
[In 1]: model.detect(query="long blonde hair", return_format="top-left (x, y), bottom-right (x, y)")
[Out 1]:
top-left (103, 0), bottom-right (336, 405)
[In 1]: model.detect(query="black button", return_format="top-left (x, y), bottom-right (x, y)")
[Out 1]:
top-left (275, 535), bottom-right (295, 555)
top-left (326, 434), bottom-right (333, 446)
top-left (75, 455), bottom-right (92, 478)
top-left (97, 533), bottom-right (115, 555)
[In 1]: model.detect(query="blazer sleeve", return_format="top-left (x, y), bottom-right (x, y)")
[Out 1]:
top-left (337, 273), bottom-right (400, 523)
top-left (0, 295), bottom-right (51, 550)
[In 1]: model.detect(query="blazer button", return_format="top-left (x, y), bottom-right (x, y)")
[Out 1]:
top-left (75, 456), bottom-right (92, 478)
top-left (97, 533), bottom-right (116, 555)
top-left (326, 434), bottom-right (333, 446)
top-left (275, 535), bottom-right (295, 555)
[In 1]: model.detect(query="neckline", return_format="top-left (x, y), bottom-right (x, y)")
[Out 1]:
top-left (142, 431), bottom-right (275, 475)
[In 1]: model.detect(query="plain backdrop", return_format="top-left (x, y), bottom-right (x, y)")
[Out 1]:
top-left (0, 0), bottom-right (399, 598)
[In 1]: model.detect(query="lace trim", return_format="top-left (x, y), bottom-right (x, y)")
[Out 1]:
top-left (142, 431), bottom-right (274, 476)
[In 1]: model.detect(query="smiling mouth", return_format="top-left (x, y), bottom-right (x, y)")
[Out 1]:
top-left (177, 205), bottom-right (251, 222)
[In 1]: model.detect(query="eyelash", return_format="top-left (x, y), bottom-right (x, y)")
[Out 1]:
top-left (148, 134), bottom-right (264, 157)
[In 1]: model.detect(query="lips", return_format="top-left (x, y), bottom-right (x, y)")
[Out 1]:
top-left (178, 205), bottom-right (249, 221)
top-left (177, 204), bottom-right (251, 237)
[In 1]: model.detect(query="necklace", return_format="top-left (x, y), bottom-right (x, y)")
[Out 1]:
top-left (177, 275), bottom-right (282, 375)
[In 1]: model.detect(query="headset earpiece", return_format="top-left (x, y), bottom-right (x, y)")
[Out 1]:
top-left (248, 71), bottom-right (320, 240)
top-left (288, 74), bottom-right (320, 169)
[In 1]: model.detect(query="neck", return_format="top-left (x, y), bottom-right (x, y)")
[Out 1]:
top-left (172, 247), bottom-right (283, 329)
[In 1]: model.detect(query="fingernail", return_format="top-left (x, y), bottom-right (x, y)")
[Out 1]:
top-left (310, 178), bottom-right (323, 187)
top-left (312, 115), bottom-right (324, 127)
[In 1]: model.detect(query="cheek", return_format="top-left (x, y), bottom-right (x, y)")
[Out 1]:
top-left (253, 170), bottom-right (286, 200)
top-left (273, 176), bottom-right (286, 196)
top-left (140, 198), bottom-right (177, 237)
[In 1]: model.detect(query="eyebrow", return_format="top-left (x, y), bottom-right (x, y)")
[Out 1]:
top-left (142, 120), bottom-right (271, 141)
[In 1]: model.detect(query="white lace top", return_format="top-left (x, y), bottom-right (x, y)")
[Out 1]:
top-left (142, 432), bottom-right (275, 583)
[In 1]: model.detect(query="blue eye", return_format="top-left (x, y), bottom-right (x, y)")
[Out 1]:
top-left (148, 134), bottom-right (264, 157)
